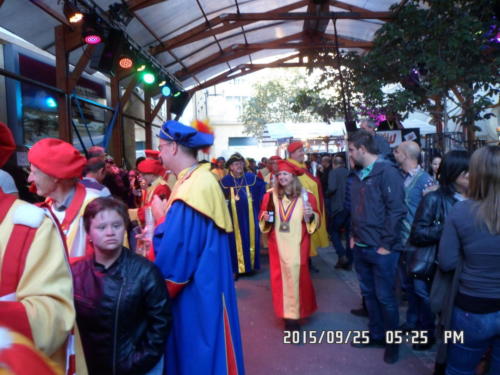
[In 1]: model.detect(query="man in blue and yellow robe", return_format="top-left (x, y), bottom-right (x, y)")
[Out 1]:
top-left (153, 120), bottom-right (245, 375)
top-left (221, 153), bottom-right (266, 275)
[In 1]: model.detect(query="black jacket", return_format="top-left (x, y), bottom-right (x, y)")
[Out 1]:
top-left (71, 249), bottom-right (171, 375)
top-left (350, 158), bottom-right (407, 251)
top-left (409, 188), bottom-right (457, 247)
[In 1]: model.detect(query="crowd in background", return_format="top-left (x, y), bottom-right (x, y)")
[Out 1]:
top-left (1, 118), bottom-right (499, 375)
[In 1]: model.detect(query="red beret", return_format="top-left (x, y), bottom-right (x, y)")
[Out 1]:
top-left (28, 138), bottom-right (86, 179)
top-left (0, 122), bottom-right (15, 167)
top-left (287, 141), bottom-right (304, 154)
top-left (277, 160), bottom-right (304, 176)
top-left (137, 159), bottom-right (164, 175)
top-left (145, 149), bottom-right (160, 159)
top-left (269, 155), bottom-right (282, 161)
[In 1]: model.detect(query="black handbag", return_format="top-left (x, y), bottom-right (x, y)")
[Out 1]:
top-left (407, 195), bottom-right (445, 280)
top-left (407, 243), bottom-right (437, 280)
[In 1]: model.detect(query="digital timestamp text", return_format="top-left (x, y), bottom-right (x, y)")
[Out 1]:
top-left (283, 330), bottom-right (370, 345)
top-left (283, 330), bottom-right (465, 345)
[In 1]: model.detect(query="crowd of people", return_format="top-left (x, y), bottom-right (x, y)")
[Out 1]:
top-left (0, 117), bottom-right (499, 375)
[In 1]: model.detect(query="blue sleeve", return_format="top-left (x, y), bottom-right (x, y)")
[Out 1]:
top-left (438, 206), bottom-right (462, 271)
top-left (153, 201), bottom-right (208, 283)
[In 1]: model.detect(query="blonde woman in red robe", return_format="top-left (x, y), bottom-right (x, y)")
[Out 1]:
top-left (259, 159), bottom-right (319, 331)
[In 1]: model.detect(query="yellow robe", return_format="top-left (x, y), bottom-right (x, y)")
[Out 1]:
top-left (0, 199), bottom-right (78, 373)
top-left (259, 191), bottom-right (319, 319)
top-left (287, 159), bottom-right (330, 256)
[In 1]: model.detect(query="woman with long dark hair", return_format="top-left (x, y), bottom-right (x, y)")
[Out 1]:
top-left (72, 197), bottom-right (171, 375)
top-left (438, 145), bottom-right (500, 375)
top-left (408, 150), bottom-right (470, 356)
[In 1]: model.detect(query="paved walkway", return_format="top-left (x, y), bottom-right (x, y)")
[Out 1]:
top-left (235, 246), bottom-right (435, 375)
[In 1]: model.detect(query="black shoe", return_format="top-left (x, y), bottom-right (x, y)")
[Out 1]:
top-left (350, 307), bottom-right (369, 317)
top-left (433, 362), bottom-right (446, 375)
top-left (284, 319), bottom-right (301, 331)
top-left (351, 337), bottom-right (385, 349)
top-left (412, 337), bottom-right (436, 351)
top-left (384, 344), bottom-right (400, 364)
top-left (334, 255), bottom-right (349, 269)
top-left (340, 262), bottom-right (352, 271)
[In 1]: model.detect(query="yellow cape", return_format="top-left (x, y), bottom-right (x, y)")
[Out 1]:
top-left (168, 164), bottom-right (233, 233)
top-left (287, 158), bottom-right (330, 255)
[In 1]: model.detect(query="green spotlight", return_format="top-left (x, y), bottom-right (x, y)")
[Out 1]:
top-left (142, 71), bottom-right (156, 84)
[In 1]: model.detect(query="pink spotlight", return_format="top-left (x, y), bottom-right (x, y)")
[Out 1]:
top-left (84, 34), bottom-right (102, 45)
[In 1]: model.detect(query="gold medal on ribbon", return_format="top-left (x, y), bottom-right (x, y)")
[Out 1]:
top-left (279, 222), bottom-right (290, 233)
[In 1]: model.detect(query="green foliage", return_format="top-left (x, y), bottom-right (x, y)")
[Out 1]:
top-left (294, 0), bottom-right (500, 131)
top-left (240, 71), bottom-right (320, 138)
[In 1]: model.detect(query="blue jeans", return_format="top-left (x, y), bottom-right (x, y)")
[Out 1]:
top-left (446, 307), bottom-right (500, 375)
top-left (353, 246), bottom-right (400, 341)
top-left (413, 278), bottom-right (435, 336)
top-left (330, 209), bottom-right (352, 264)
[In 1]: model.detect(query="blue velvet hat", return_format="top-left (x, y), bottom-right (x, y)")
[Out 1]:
top-left (158, 120), bottom-right (214, 149)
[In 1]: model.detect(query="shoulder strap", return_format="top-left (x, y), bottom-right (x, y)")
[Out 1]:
top-left (0, 192), bottom-right (17, 224)
top-left (0, 221), bottom-right (37, 296)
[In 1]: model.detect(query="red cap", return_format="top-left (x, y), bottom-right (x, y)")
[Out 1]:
top-left (28, 138), bottom-right (86, 179)
top-left (287, 141), bottom-right (303, 154)
top-left (137, 159), bottom-right (164, 175)
top-left (0, 122), bottom-right (15, 167)
top-left (269, 155), bottom-right (282, 161)
top-left (277, 160), bottom-right (304, 176)
top-left (145, 149), bottom-right (160, 159)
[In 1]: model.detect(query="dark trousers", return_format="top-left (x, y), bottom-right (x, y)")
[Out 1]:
top-left (399, 252), bottom-right (418, 328)
top-left (329, 209), bottom-right (352, 264)
top-left (413, 278), bottom-right (435, 337)
top-left (447, 306), bottom-right (500, 375)
top-left (353, 246), bottom-right (400, 341)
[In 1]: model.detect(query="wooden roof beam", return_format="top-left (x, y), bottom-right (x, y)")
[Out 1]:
top-left (177, 35), bottom-right (369, 81)
top-left (67, 45), bottom-right (95, 92)
top-left (190, 53), bottom-right (343, 93)
top-left (188, 53), bottom-right (301, 93)
top-left (151, 0), bottom-right (308, 55)
top-left (217, 11), bottom-right (392, 22)
top-left (176, 33), bottom-right (303, 80)
top-left (329, 0), bottom-right (388, 18)
top-left (29, 0), bottom-right (72, 27)
top-left (126, 0), bottom-right (166, 12)
top-left (304, 0), bottom-right (330, 35)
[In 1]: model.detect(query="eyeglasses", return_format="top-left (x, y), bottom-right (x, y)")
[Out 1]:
top-left (158, 142), bottom-right (172, 152)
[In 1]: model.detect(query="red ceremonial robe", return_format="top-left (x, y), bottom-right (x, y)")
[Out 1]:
top-left (259, 190), bottom-right (319, 319)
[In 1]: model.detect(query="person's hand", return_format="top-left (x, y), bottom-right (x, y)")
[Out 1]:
top-left (376, 247), bottom-right (391, 255)
top-left (151, 195), bottom-right (168, 222)
top-left (262, 211), bottom-right (270, 221)
top-left (350, 237), bottom-right (355, 249)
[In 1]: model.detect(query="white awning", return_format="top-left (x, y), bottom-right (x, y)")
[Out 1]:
top-left (265, 122), bottom-right (346, 140)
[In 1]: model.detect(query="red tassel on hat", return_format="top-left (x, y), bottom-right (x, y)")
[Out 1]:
top-left (192, 119), bottom-right (214, 154)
